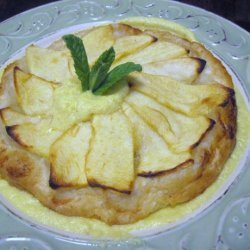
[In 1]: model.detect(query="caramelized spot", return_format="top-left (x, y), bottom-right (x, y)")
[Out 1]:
top-left (6, 125), bottom-right (30, 148)
top-left (49, 179), bottom-right (60, 189)
top-left (191, 119), bottom-right (216, 149)
top-left (201, 150), bottom-right (211, 168)
top-left (88, 178), bottom-right (131, 194)
top-left (0, 150), bottom-right (33, 179)
top-left (194, 57), bottom-right (207, 73)
top-left (139, 159), bottom-right (194, 177)
top-left (227, 125), bottom-right (236, 139)
top-left (128, 82), bottom-right (134, 88)
top-left (7, 163), bottom-right (31, 178)
top-left (6, 126), bottom-right (18, 140)
top-left (151, 36), bottom-right (158, 43)
top-left (218, 93), bottom-right (237, 139)
top-left (219, 88), bottom-right (235, 107)
top-left (52, 196), bottom-right (72, 206)
top-left (219, 114), bottom-right (236, 140)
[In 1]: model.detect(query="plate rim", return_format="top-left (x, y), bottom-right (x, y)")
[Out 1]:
top-left (0, 0), bottom-right (250, 248)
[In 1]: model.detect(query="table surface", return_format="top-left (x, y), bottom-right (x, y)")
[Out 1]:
top-left (0, 0), bottom-right (250, 32)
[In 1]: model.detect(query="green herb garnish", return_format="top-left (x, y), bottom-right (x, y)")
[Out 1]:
top-left (89, 47), bottom-right (115, 91)
top-left (93, 62), bottom-right (142, 95)
top-left (63, 34), bottom-right (142, 95)
top-left (63, 35), bottom-right (90, 91)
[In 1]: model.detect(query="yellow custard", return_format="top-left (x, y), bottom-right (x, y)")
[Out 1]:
top-left (45, 81), bottom-right (128, 131)
top-left (0, 19), bottom-right (249, 239)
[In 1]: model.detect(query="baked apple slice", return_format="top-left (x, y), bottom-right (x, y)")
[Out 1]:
top-left (86, 111), bottom-right (134, 193)
top-left (6, 119), bottom-right (61, 157)
top-left (122, 103), bottom-right (191, 176)
top-left (50, 122), bottom-right (92, 187)
top-left (0, 108), bottom-right (41, 126)
top-left (0, 64), bottom-right (16, 109)
top-left (113, 34), bottom-right (155, 61)
top-left (142, 57), bottom-right (206, 83)
top-left (115, 41), bottom-right (187, 66)
top-left (14, 68), bottom-right (54, 115)
top-left (1, 62), bottom-right (33, 109)
top-left (81, 25), bottom-right (115, 65)
top-left (126, 91), bottom-right (212, 152)
top-left (129, 72), bottom-right (232, 116)
top-left (26, 45), bottom-right (77, 84)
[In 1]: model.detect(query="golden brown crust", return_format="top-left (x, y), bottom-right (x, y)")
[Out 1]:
top-left (0, 23), bottom-right (237, 225)
top-left (138, 159), bottom-right (194, 177)
top-left (88, 177), bottom-right (132, 195)
top-left (190, 119), bottom-right (215, 149)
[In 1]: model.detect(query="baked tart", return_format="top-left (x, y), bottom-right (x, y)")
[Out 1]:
top-left (0, 17), bottom-right (236, 225)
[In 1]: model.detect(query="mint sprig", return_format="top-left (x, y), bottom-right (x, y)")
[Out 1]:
top-left (93, 62), bottom-right (142, 95)
top-left (89, 47), bottom-right (115, 91)
top-left (63, 35), bottom-right (90, 91)
top-left (63, 34), bottom-right (142, 95)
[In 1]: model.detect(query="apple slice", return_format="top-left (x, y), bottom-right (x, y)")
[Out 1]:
top-left (0, 67), bottom-right (6, 108)
top-left (142, 57), bottom-right (206, 83)
top-left (50, 122), bottom-right (92, 187)
top-left (129, 72), bottom-right (232, 116)
top-left (122, 103), bottom-right (191, 176)
top-left (6, 119), bottom-right (61, 157)
top-left (86, 111), bottom-right (134, 193)
top-left (0, 63), bottom-right (19, 109)
top-left (126, 91), bottom-right (212, 152)
top-left (26, 45), bottom-right (77, 84)
top-left (14, 68), bottom-right (54, 116)
top-left (81, 25), bottom-right (115, 65)
top-left (113, 34), bottom-right (155, 61)
top-left (0, 108), bottom-right (41, 126)
top-left (115, 41), bottom-right (187, 66)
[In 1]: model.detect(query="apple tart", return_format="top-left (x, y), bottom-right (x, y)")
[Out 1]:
top-left (0, 18), bottom-right (236, 225)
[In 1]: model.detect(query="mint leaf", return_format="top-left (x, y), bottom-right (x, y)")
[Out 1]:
top-left (63, 34), bottom-right (90, 91)
top-left (89, 47), bottom-right (115, 91)
top-left (62, 34), bottom-right (142, 96)
top-left (93, 62), bottom-right (142, 95)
